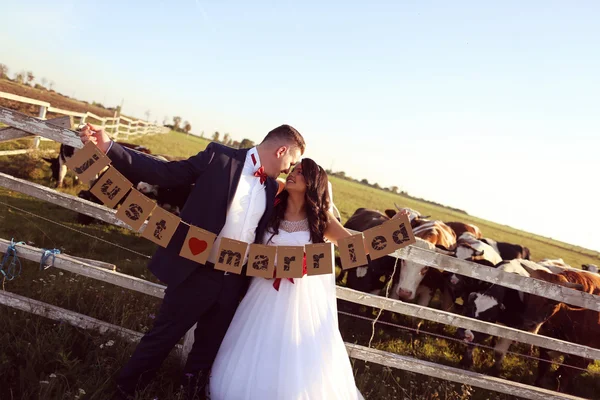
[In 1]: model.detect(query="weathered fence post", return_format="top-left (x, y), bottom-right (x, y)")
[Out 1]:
top-left (32, 104), bottom-right (48, 149)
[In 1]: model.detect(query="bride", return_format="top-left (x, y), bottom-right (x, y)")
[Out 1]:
top-left (209, 158), bottom-right (364, 400)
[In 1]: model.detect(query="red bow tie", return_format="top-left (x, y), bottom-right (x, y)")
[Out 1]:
top-left (254, 166), bottom-right (268, 184)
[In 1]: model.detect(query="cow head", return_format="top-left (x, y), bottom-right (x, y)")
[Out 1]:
top-left (520, 270), bottom-right (583, 333)
top-left (393, 204), bottom-right (429, 226)
top-left (137, 182), bottom-right (159, 197)
top-left (392, 239), bottom-right (452, 300)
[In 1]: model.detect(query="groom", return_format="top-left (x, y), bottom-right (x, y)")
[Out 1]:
top-left (79, 124), bottom-right (305, 399)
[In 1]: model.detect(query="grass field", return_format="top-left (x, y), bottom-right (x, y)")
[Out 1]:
top-left (1, 131), bottom-right (599, 400)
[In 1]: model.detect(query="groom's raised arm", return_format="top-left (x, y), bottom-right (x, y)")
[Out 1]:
top-left (106, 141), bottom-right (217, 188)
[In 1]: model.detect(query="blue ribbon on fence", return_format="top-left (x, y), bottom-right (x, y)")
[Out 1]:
top-left (1, 239), bottom-right (25, 281)
top-left (40, 248), bottom-right (61, 271)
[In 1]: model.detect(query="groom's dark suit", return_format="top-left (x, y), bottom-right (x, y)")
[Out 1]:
top-left (107, 141), bottom-right (278, 394)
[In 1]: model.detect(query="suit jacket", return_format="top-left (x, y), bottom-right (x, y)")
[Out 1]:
top-left (107, 142), bottom-right (278, 288)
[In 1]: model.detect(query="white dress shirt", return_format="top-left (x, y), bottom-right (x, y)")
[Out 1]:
top-left (207, 147), bottom-right (267, 264)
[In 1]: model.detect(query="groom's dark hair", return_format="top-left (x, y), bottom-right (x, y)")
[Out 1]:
top-left (262, 124), bottom-right (306, 154)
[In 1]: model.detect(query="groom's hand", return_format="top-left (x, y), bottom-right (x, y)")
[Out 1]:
top-left (78, 123), bottom-right (112, 153)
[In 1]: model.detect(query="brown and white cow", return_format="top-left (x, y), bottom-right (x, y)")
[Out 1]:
top-left (445, 222), bottom-right (483, 239)
top-left (390, 220), bottom-right (457, 305)
top-left (519, 269), bottom-right (600, 392)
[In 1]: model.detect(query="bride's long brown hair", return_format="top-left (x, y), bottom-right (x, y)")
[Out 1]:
top-left (268, 158), bottom-right (331, 244)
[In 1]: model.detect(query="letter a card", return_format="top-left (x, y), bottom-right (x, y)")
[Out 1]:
top-left (90, 167), bottom-right (132, 208)
top-left (115, 189), bottom-right (156, 231)
top-left (276, 246), bottom-right (305, 279)
top-left (141, 207), bottom-right (181, 247)
top-left (65, 141), bottom-right (111, 183)
top-left (306, 242), bottom-right (334, 276)
top-left (179, 225), bottom-right (217, 265)
top-left (338, 233), bottom-right (368, 270)
top-left (214, 238), bottom-right (249, 274)
top-left (247, 244), bottom-right (276, 278)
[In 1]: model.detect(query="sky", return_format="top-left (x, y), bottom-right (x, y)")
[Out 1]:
top-left (1, 1), bottom-right (599, 251)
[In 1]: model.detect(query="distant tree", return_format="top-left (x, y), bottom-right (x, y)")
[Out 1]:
top-left (212, 131), bottom-right (220, 142)
top-left (40, 77), bottom-right (47, 88)
top-left (232, 140), bottom-right (240, 148)
top-left (173, 116), bottom-right (182, 131)
top-left (184, 121), bottom-right (192, 134)
top-left (223, 133), bottom-right (230, 144)
top-left (226, 138), bottom-right (234, 147)
top-left (360, 178), bottom-right (369, 185)
top-left (239, 138), bottom-right (255, 149)
top-left (15, 72), bottom-right (24, 84)
top-left (390, 186), bottom-right (399, 194)
top-left (49, 81), bottom-right (55, 90)
top-left (163, 116), bottom-right (169, 125)
top-left (336, 171), bottom-right (346, 179)
top-left (0, 64), bottom-right (8, 79)
top-left (144, 109), bottom-right (151, 121)
top-left (373, 182), bottom-right (381, 189)
top-left (26, 71), bottom-right (34, 86)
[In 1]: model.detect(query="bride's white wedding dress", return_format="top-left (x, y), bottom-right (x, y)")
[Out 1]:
top-left (209, 221), bottom-right (364, 400)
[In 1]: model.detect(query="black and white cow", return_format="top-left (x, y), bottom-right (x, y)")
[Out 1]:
top-left (456, 259), bottom-right (551, 373)
top-left (480, 238), bottom-right (531, 261)
top-left (441, 232), bottom-right (503, 311)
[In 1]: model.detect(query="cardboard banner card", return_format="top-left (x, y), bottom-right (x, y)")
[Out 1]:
top-left (276, 246), bottom-right (305, 278)
top-left (306, 242), bottom-right (334, 276)
top-left (65, 141), bottom-right (111, 183)
top-left (179, 225), bottom-right (217, 265)
top-left (90, 167), bottom-right (132, 208)
top-left (338, 233), bottom-right (368, 270)
top-left (115, 189), bottom-right (157, 231)
top-left (141, 207), bottom-right (181, 247)
top-left (214, 238), bottom-right (249, 274)
top-left (363, 224), bottom-right (392, 260)
top-left (383, 214), bottom-right (416, 250)
top-left (247, 244), bottom-right (277, 278)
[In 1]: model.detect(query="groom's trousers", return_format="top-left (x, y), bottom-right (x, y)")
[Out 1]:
top-left (116, 263), bottom-right (249, 394)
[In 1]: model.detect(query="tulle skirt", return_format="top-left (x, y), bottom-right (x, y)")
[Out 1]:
top-left (209, 273), bottom-right (363, 400)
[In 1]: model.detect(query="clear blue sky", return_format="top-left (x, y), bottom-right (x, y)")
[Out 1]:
top-left (1, 1), bottom-right (599, 251)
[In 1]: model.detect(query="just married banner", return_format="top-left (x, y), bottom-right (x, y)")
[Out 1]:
top-left (67, 141), bottom-right (416, 278)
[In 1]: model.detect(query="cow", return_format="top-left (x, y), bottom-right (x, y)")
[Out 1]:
top-left (390, 220), bottom-right (457, 305)
top-left (582, 264), bottom-right (599, 274)
top-left (537, 258), bottom-right (575, 273)
top-left (480, 238), bottom-right (531, 261)
top-left (445, 222), bottom-right (483, 239)
top-left (457, 259), bottom-right (552, 373)
top-left (519, 269), bottom-right (600, 392)
top-left (43, 142), bottom-right (152, 188)
top-left (441, 232), bottom-right (503, 311)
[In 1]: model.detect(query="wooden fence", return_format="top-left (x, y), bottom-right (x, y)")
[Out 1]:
top-left (0, 107), bottom-right (597, 400)
top-left (0, 91), bottom-right (168, 153)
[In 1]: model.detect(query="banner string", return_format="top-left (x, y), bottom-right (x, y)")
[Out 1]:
top-left (0, 200), bottom-right (152, 259)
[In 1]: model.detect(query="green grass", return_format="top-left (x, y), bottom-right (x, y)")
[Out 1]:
top-left (1, 131), bottom-right (599, 399)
